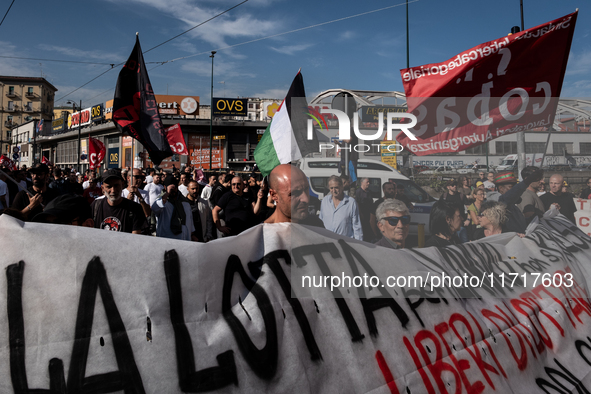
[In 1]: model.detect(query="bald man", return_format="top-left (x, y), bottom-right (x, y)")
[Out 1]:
top-left (540, 174), bottom-right (577, 223)
top-left (265, 164), bottom-right (323, 227)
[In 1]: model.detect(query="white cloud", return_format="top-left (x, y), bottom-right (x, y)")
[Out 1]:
top-left (269, 44), bottom-right (313, 56)
top-left (38, 45), bottom-right (123, 63)
top-left (0, 41), bottom-right (38, 76)
top-left (180, 59), bottom-right (256, 79)
top-left (252, 88), bottom-right (288, 99)
top-left (566, 50), bottom-right (591, 76)
top-left (108, 0), bottom-right (281, 57)
top-left (339, 30), bottom-right (356, 40)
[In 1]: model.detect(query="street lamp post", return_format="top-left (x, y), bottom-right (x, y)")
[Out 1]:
top-left (67, 100), bottom-right (82, 171)
top-left (209, 51), bottom-right (216, 170)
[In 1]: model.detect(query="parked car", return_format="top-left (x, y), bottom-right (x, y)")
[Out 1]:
top-left (420, 165), bottom-right (457, 175)
top-left (457, 164), bottom-right (490, 174)
top-left (413, 165), bottom-right (430, 173)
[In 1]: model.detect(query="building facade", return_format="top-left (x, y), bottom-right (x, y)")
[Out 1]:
top-left (0, 76), bottom-right (57, 155)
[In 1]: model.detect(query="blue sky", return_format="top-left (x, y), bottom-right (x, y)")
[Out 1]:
top-left (0, 0), bottom-right (588, 107)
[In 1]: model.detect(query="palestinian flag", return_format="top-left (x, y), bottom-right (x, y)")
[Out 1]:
top-left (254, 71), bottom-right (318, 176)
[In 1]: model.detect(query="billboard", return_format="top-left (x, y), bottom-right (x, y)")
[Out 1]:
top-left (360, 105), bottom-right (407, 123)
top-left (104, 95), bottom-right (200, 119)
top-left (107, 147), bottom-right (119, 168)
top-left (188, 134), bottom-right (224, 169)
top-left (212, 98), bottom-right (247, 117)
top-left (91, 104), bottom-right (104, 122)
top-left (51, 116), bottom-right (65, 134)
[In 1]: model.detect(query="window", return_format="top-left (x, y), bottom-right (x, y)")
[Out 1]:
top-left (25, 102), bottom-right (32, 111)
top-left (24, 116), bottom-right (32, 121)
top-left (580, 143), bottom-right (591, 155)
top-left (465, 144), bottom-right (487, 154)
top-left (495, 141), bottom-right (517, 155)
top-left (27, 87), bottom-right (33, 94)
top-left (553, 142), bottom-right (572, 155)
top-left (8, 86), bottom-right (14, 94)
top-left (107, 137), bottom-right (119, 145)
top-left (525, 142), bottom-right (546, 154)
top-left (7, 101), bottom-right (14, 110)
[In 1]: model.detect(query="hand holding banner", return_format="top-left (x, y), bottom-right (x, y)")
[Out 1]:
top-left (88, 137), bottom-right (106, 170)
top-left (165, 124), bottom-right (188, 155)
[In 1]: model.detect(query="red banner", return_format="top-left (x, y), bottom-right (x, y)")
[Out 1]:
top-left (165, 124), bottom-right (189, 155)
top-left (88, 137), bottom-right (106, 170)
top-left (398, 12), bottom-right (577, 155)
top-left (0, 155), bottom-right (16, 171)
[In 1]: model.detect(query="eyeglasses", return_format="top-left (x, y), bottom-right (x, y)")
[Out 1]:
top-left (383, 215), bottom-right (411, 226)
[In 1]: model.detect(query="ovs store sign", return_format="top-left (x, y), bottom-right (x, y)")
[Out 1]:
top-left (212, 98), bottom-right (247, 117)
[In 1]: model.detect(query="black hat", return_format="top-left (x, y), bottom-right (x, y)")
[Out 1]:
top-left (102, 169), bottom-right (124, 183)
top-left (29, 163), bottom-right (49, 174)
top-left (32, 194), bottom-right (92, 224)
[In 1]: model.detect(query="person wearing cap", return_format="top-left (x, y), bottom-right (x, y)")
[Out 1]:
top-left (487, 169), bottom-right (543, 233)
top-left (91, 169), bottom-right (147, 234)
top-left (473, 171), bottom-right (487, 189)
top-left (11, 163), bottom-right (59, 221)
top-left (441, 179), bottom-right (470, 242)
top-left (540, 174), bottom-right (577, 224)
top-left (32, 194), bottom-right (94, 227)
top-left (482, 181), bottom-right (496, 199)
top-left (516, 166), bottom-right (545, 214)
top-left (122, 169), bottom-right (151, 217)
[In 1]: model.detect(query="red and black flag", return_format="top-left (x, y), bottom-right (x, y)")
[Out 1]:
top-left (113, 35), bottom-right (173, 165)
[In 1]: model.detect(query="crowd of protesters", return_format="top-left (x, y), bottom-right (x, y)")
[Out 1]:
top-left (0, 161), bottom-right (580, 250)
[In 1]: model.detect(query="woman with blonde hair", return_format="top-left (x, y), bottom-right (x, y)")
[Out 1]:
top-left (472, 201), bottom-right (507, 240)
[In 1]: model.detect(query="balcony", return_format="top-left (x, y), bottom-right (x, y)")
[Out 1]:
top-left (23, 105), bottom-right (36, 112)
top-left (25, 91), bottom-right (38, 99)
top-left (5, 105), bottom-right (18, 112)
top-left (4, 121), bottom-right (13, 128)
top-left (6, 91), bottom-right (17, 98)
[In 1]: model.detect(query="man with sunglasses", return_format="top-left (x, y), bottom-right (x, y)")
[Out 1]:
top-left (122, 168), bottom-right (151, 217)
top-left (374, 199), bottom-right (410, 249)
top-left (213, 176), bottom-right (264, 236)
top-left (473, 171), bottom-right (486, 189)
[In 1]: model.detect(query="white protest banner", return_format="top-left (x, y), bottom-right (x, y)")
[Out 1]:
top-left (574, 197), bottom-right (591, 237)
top-left (0, 212), bottom-right (590, 393)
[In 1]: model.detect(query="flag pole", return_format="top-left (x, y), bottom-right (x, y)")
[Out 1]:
top-left (0, 168), bottom-right (34, 197)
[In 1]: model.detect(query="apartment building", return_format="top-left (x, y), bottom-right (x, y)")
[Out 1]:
top-left (0, 76), bottom-right (57, 155)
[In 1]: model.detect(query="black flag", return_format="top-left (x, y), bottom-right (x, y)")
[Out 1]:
top-left (113, 35), bottom-right (173, 165)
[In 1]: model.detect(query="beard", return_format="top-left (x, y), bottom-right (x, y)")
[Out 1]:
top-left (103, 190), bottom-right (121, 203)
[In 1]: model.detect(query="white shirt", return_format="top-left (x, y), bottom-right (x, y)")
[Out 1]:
top-left (178, 184), bottom-right (189, 197)
top-left (201, 184), bottom-right (212, 200)
top-left (144, 183), bottom-right (164, 206)
top-left (0, 179), bottom-right (8, 210)
top-left (122, 188), bottom-right (151, 207)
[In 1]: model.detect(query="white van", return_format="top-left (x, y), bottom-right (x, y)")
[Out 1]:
top-left (297, 158), bottom-right (436, 235)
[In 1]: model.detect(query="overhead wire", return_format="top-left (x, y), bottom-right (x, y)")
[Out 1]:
top-left (0, 0), bottom-right (16, 29)
top-left (54, 0), bottom-right (418, 102)
top-left (54, 0), bottom-right (249, 102)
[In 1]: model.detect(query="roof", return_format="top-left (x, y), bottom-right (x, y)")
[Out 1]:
top-left (0, 76), bottom-right (58, 92)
